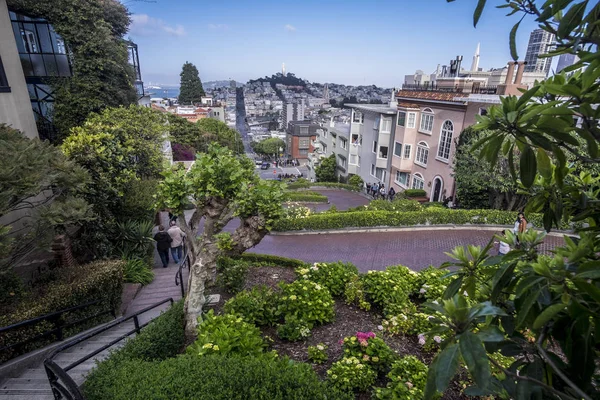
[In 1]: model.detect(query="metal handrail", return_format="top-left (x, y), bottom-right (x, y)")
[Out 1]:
top-left (0, 299), bottom-right (113, 354)
top-left (174, 243), bottom-right (191, 297)
top-left (44, 297), bottom-right (174, 400)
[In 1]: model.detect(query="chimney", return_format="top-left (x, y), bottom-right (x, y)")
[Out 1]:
top-left (389, 87), bottom-right (397, 108)
top-left (514, 61), bottom-right (527, 85)
top-left (504, 61), bottom-right (516, 84)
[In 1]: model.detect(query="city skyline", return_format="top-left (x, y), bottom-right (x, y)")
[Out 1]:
top-left (125, 0), bottom-right (548, 87)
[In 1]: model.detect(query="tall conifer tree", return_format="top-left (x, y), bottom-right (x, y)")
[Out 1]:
top-left (178, 62), bottom-right (205, 104)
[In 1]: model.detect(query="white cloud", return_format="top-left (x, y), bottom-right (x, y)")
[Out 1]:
top-left (208, 24), bottom-right (229, 30)
top-left (284, 24), bottom-right (296, 32)
top-left (130, 14), bottom-right (186, 37)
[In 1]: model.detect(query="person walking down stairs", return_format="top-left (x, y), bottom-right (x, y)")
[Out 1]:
top-left (168, 220), bottom-right (186, 264)
top-left (154, 225), bottom-right (172, 268)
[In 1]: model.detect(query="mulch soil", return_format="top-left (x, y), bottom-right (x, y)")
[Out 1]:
top-left (209, 264), bottom-right (468, 400)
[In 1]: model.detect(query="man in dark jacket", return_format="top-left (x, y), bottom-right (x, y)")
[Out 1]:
top-left (154, 225), bottom-right (172, 268)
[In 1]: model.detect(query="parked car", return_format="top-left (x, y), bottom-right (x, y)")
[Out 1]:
top-left (260, 162), bottom-right (270, 170)
top-left (255, 159), bottom-right (263, 165)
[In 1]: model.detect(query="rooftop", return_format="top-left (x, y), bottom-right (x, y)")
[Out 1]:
top-left (395, 90), bottom-right (467, 103)
top-left (345, 104), bottom-right (397, 115)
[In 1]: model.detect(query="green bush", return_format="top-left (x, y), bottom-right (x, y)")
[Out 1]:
top-left (123, 259), bottom-right (154, 285)
top-left (278, 280), bottom-right (335, 328)
top-left (381, 312), bottom-right (435, 336)
top-left (296, 262), bottom-right (358, 296)
top-left (422, 202), bottom-right (445, 209)
top-left (217, 257), bottom-right (251, 294)
top-left (286, 181), bottom-right (361, 192)
top-left (348, 174), bottom-right (364, 189)
top-left (0, 260), bottom-right (123, 363)
top-left (344, 275), bottom-right (371, 311)
top-left (272, 208), bottom-right (547, 231)
top-left (111, 300), bottom-right (185, 362)
top-left (276, 315), bottom-right (312, 341)
top-left (362, 266), bottom-right (419, 316)
top-left (186, 310), bottom-right (268, 357)
top-left (114, 219), bottom-right (154, 261)
top-left (349, 199), bottom-right (423, 213)
top-left (84, 354), bottom-right (353, 400)
top-left (284, 191), bottom-right (329, 203)
top-left (412, 266), bottom-right (451, 302)
top-left (373, 356), bottom-right (429, 399)
top-left (224, 285), bottom-right (279, 326)
top-left (235, 252), bottom-right (307, 268)
top-left (119, 179), bottom-right (159, 221)
top-left (327, 356), bottom-right (377, 392)
top-left (307, 343), bottom-right (328, 364)
top-left (341, 332), bottom-right (397, 374)
top-left (403, 189), bottom-right (427, 198)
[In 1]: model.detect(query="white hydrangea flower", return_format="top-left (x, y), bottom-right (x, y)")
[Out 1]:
top-left (418, 334), bottom-right (426, 346)
top-left (433, 336), bottom-right (442, 343)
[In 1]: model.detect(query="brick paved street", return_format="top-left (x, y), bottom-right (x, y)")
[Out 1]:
top-left (252, 229), bottom-right (565, 272)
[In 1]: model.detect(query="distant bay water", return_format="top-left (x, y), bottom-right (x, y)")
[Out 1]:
top-left (146, 86), bottom-right (180, 99)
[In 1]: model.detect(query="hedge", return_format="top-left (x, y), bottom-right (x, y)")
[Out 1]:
top-left (272, 209), bottom-right (549, 231)
top-left (84, 354), bottom-right (352, 400)
top-left (235, 253), bottom-right (307, 268)
top-left (0, 260), bottom-right (124, 362)
top-left (286, 182), bottom-right (361, 192)
top-left (284, 192), bottom-right (328, 203)
top-left (404, 189), bottom-right (427, 198)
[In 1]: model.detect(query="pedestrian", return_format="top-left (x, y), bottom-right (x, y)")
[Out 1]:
top-left (379, 185), bottom-right (386, 200)
top-left (168, 210), bottom-right (177, 223)
top-left (372, 182), bottom-right (379, 199)
top-left (154, 225), bottom-right (172, 268)
top-left (517, 212), bottom-right (528, 233)
top-left (496, 230), bottom-right (511, 255)
top-left (388, 186), bottom-right (396, 201)
top-left (167, 220), bottom-right (186, 264)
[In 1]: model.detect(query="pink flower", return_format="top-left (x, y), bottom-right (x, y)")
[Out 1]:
top-left (338, 338), bottom-right (344, 345)
top-left (359, 339), bottom-right (368, 347)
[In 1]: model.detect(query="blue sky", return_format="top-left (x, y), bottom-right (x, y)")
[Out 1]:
top-left (125, 0), bottom-right (544, 87)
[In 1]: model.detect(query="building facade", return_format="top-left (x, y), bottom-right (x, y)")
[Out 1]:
top-left (0, 0), bottom-right (38, 138)
top-left (283, 100), bottom-right (305, 128)
top-left (524, 28), bottom-right (555, 75)
top-left (307, 119), bottom-right (351, 182)
top-left (556, 53), bottom-right (579, 73)
top-left (286, 120), bottom-right (318, 161)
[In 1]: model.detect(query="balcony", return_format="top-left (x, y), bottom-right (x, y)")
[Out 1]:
top-left (348, 164), bottom-right (359, 175)
top-left (401, 83), bottom-right (497, 94)
top-left (376, 157), bottom-right (388, 169)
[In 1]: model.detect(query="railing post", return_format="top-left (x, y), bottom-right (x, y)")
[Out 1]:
top-left (179, 269), bottom-right (185, 298)
top-left (133, 315), bottom-right (140, 334)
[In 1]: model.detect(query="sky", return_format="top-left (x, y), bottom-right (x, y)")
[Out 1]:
top-left (124, 0), bottom-right (547, 88)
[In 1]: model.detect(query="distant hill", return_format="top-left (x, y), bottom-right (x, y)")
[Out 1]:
top-left (204, 80), bottom-right (244, 90)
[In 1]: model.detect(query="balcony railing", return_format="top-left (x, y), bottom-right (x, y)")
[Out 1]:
top-left (401, 83), bottom-right (497, 94)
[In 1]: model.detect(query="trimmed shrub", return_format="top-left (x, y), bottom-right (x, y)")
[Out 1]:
top-left (123, 259), bottom-right (154, 285)
top-left (348, 174), bottom-right (364, 189)
top-left (341, 332), bottom-right (397, 374)
top-left (404, 189), bottom-right (427, 198)
top-left (0, 260), bottom-right (123, 362)
top-left (296, 262), bottom-right (358, 296)
top-left (373, 356), bottom-right (429, 399)
top-left (362, 266), bottom-right (419, 316)
top-left (272, 209), bottom-right (547, 231)
top-left (278, 280), bottom-right (335, 327)
top-left (224, 285), bottom-right (279, 326)
top-left (286, 181), bottom-right (361, 192)
top-left (327, 357), bottom-right (377, 392)
top-left (235, 252), bottom-right (307, 268)
top-left (84, 354), bottom-right (353, 400)
top-left (284, 191), bottom-right (328, 203)
top-left (349, 199), bottom-right (423, 213)
top-left (187, 310), bottom-right (268, 358)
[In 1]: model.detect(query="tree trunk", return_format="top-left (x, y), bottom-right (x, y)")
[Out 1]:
top-left (183, 258), bottom-right (208, 342)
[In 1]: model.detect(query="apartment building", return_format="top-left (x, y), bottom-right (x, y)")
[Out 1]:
top-left (346, 102), bottom-right (399, 188)
top-left (308, 119), bottom-right (351, 182)
top-left (286, 120), bottom-right (319, 162)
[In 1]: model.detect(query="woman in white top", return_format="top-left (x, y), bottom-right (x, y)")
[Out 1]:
top-left (498, 230), bottom-right (511, 255)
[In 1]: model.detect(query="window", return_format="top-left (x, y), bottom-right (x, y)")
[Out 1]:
top-left (299, 149), bottom-right (308, 156)
top-left (395, 171), bottom-right (410, 187)
top-left (372, 140), bottom-right (377, 153)
top-left (350, 154), bottom-right (357, 165)
top-left (340, 138), bottom-right (347, 150)
top-left (299, 138), bottom-right (310, 148)
top-left (419, 108), bottom-right (434, 134)
top-left (300, 126), bottom-right (309, 134)
top-left (415, 141), bottom-right (429, 166)
top-left (397, 112), bottom-right (406, 126)
top-left (407, 112), bottom-right (416, 128)
top-left (479, 108), bottom-right (488, 116)
top-left (371, 164), bottom-right (376, 176)
top-left (375, 168), bottom-right (386, 181)
top-left (338, 156), bottom-right (347, 168)
top-left (0, 56), bottom-right (10, 92)
top-left (403, 144), bottom-right (412, 159)
top-left (373, 115), bottom-right (380, 129)
top-left (322, 144), bottom-right (327, 153)
top-left (358, 155), bottom-right (361, 166)
top-left (21, 29), bottom-right (39, 53)
top-left (323, 130), bottom-right (328, 138)
top-left (378, 146), bottom-right (388, 159)
top-left (394, 142), bottom-right (402, 157)
top-left (351, 133), bottom-right (361, 145)
top-left (381, 118), bottom-right (392, 133)
top-left (352, 110), bottom-right (364, 123)
top-left (437, 120), bottom-right (453, 161)
top-left (412, 173), bottom-right (425, 190)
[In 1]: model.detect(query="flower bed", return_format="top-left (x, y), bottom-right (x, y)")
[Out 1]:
top-left (272, 208), bottom-right (548, 231)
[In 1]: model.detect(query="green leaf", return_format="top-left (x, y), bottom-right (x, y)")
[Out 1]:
top-left (520, 145), bottom-right (537, 188)
top-left (509, 20), bottom-right (521, 61)
top-left (476, 326), bottom-right (505, 342)
top-left (557, 1), bottom-right (587, 38)
top-left (515, 86), bottom-right (539, 110)
top-left (539, 106), bottom-right (574, 115)
top-left (533, 304), bottom-right (566, 329)
top-left (516, 288), bottom-right (541, 329)
top-left (575, 269), bottom-right (600, 279)
top-left (459, 331), bottom-right (492, 389)
top-left (443, 277), bottom-right (463, 299)
top-left (536, 149), bottom-right (552, 180)
top-left (434, 343), bottom-right (461, 391)
top-left (473, 0), bottom-right (487, 26)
